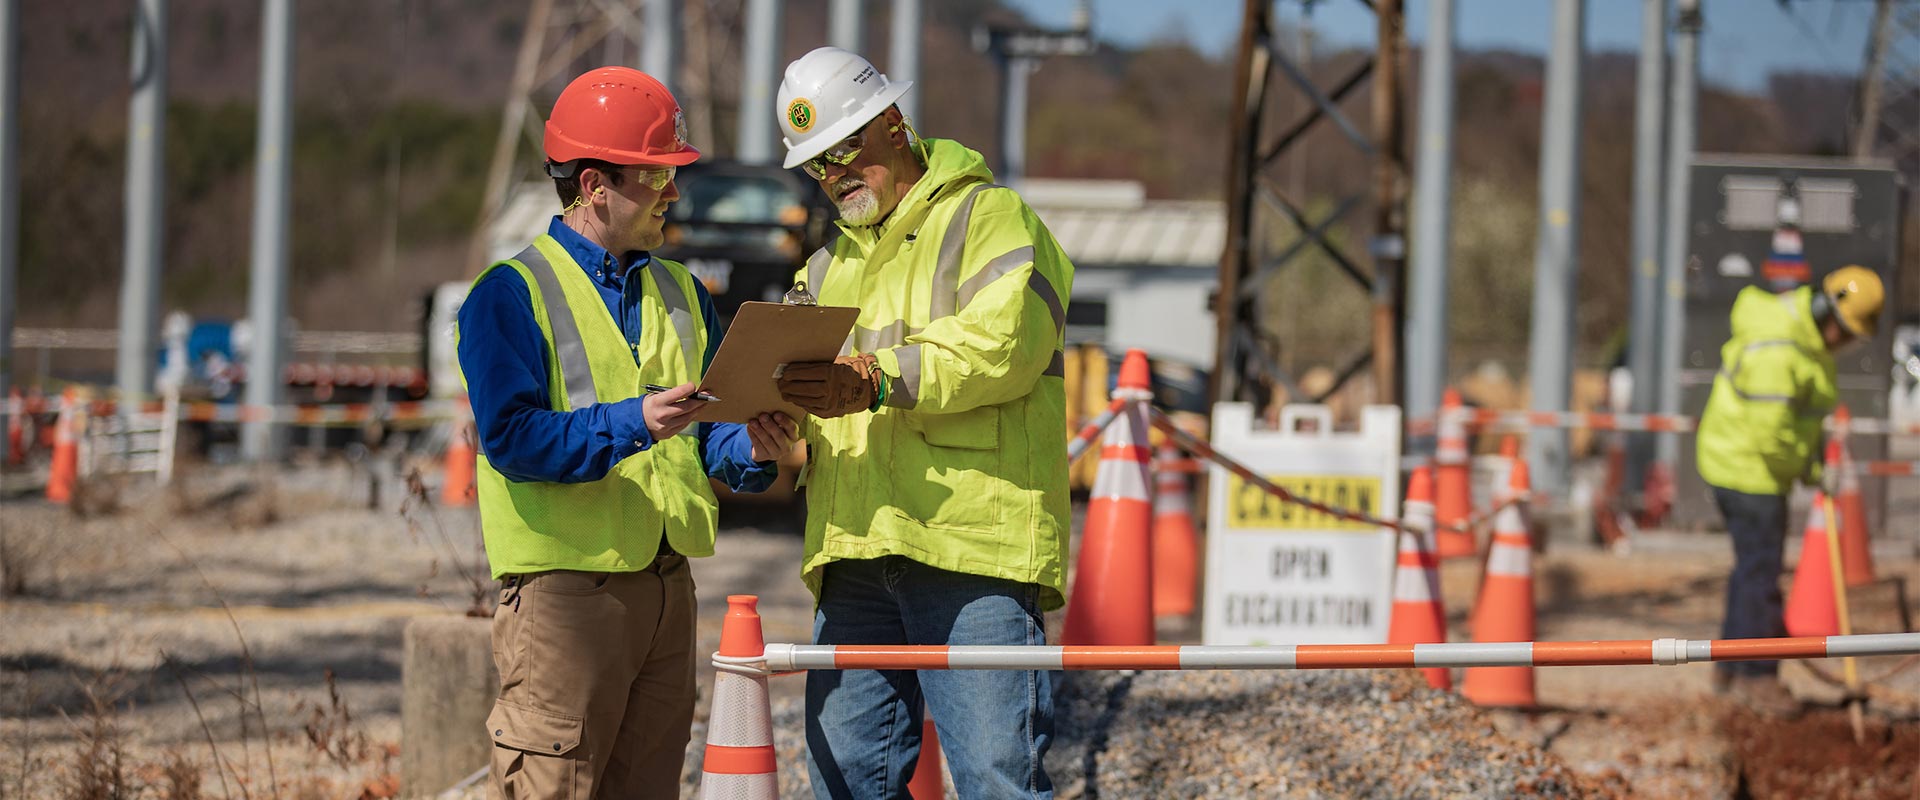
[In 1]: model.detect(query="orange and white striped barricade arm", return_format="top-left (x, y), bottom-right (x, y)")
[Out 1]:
top-left (756, 632), bottom-right (1920, 673)
top-left (1861, 461), bottom-right (1920, 477)
top-left (1407, 410), bottom-right (1699, 435)
top-left (1066, 395), bottom-right (1130, 465)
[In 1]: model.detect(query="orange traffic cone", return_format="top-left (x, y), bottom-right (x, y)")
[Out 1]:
top-left (1435, 388), bottom-right (1476, 559)
top-left (1063, 349), bottom-right (1156, 646)
top-left (45, 388), bottom-right (80, 504)
top-left (907, 710), bottom-right (943, 800)
top-left (1151, 443), bottom-right (1199, 619)
top-left (701, 595), bottom-right (778, 799)
top-left (1784, 494), bottom-right (1842, 637)
top-left (440, 395), bottom-right (476, 507)
top-left (1829, 411), bottom-right (1875, 586)
top-left (1389, 466), bottom-right (1451, 690)
top-left (1462, 459), bottom-right (1536, 708)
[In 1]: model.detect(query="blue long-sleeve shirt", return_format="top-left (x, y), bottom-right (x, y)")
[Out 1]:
top-left (456, 217), bottom-right (775, 492)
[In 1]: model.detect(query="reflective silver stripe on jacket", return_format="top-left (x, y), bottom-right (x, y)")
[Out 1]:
top-left (888, 344), bottom-right (923, 408)
top-left (647, 259), bottom-right (701, 375)
top-left (515, 245), bottom-right (599, 411)
top-left (930, 184), bottom-right (1000, 319)
top-left (805, 240), bottom-right (835, 299)
top-left (1716, 338), bottom-right (1802, 404)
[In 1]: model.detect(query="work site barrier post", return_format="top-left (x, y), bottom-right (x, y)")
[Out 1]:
top-left (1151, 442), bottom-right (1199, 620)
top-left (1463, 460), bottom-right (1537, 708)
top-left (702, 595), bottom-right (779, 799)
top-left (1063, 349), bottom-right (1156, 646)
top-left (1435, 388), bottom-right (1475, 559)
top-left (1388, 466), bottom-right (1450, 690)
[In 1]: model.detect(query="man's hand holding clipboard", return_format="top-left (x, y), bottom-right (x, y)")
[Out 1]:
top-left (691, 301), bottom-right (861, 424)
top-left (774, 353), bottom-right (884, 418)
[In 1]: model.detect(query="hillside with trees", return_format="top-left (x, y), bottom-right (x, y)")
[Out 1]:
top-left (13, 1), bottom-right (1906, 379)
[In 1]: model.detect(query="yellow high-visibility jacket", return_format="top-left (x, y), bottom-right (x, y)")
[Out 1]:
top-left (794, 139), bottom-right (1075, 609)
top-left (464, 235), bottom-right (718, 576)
top-left (1696, 285), bottom-right (1837, 496)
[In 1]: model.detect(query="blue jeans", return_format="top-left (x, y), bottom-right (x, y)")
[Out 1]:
top-left (1714, 487), bottom-right (1789, 677)
top-left (806, 556), bottom-right (1054, 800)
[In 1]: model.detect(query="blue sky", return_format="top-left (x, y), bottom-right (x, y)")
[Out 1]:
top-left (1005, 0), bottom-right (1879, 94)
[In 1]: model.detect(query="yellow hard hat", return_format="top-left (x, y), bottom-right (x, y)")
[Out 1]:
top-left (1822, 265), bottom-right (1884, 338)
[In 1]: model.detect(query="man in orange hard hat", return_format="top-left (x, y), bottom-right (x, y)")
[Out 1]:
top-left (456, 67), bottom-right (798, 796)
top-left (1696, 265), bottom-right (1884, 718)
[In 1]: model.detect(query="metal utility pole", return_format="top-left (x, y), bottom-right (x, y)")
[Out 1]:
top-left (117, 0), bottom-right (167, 405)
top-left (973, 4), bottom-right (1093, 184)
top-left (737, 0), bottom-right (783, 164)
top-left (1627, 0), bottom-right (1668, 487)
top-left (1525, 0), bottom-right (1586, 498)
top-left (831, 0), bottom-right (864, 53)
top-left (890, 0), bottom-right (922, 122)
top-left (995, 56), bottom-right (1033, 182)
top-left (1656, 0), bottom-right (1701, 469)
top-left (1853, 0), bottom-right (1893, 161)
top-left (243, 0), bottom-right (294, 461)
top-left (0, 0), bottom-right (17, 449)
top-left (642, 0), bottom-right (679, 91)
top-left (1371, 0), bottom-right (1408, 407)
top-left (1405, 0), bottom-right (1455, 438)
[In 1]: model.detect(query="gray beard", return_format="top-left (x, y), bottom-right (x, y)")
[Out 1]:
top-left (834, 185), bottom-right (882, 226)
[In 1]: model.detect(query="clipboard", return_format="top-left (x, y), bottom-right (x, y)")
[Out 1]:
top-left (693, 301), bottom-right (859, 423)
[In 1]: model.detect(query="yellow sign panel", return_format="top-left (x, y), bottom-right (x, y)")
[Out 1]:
top-left (1225, 475), bottom-right (1381, 531)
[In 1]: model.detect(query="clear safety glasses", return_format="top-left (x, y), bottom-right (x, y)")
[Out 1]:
top-left (623, 165), bottom-right (676, 192)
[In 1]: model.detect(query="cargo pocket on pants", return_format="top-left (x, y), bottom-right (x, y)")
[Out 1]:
top-left (487, 699), bottom-right (587, 799)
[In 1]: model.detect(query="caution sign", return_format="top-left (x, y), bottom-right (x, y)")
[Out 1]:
top-left (1203, 404), bottom-right (1401, 646)
top-left (1224, 475), bottom-right (1381, 531)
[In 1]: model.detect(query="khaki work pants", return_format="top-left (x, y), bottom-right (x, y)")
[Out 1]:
top-left (487, 554), bottom-right (697, 799)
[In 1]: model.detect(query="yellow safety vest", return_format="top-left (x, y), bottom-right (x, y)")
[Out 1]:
top-left (794, 139), bottom-right (1075, 609)
top-left (463, 234), bottom-right (717, 578)
top-left (1696, 286), bottom-right (1837, 496)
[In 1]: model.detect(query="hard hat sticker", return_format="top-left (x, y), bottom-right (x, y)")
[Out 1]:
top-left (672, 109), bottom-right (689, 150)
top-left (788, 99), bottom-right (816, 133)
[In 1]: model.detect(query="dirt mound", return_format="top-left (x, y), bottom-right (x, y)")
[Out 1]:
top-left (1725, 705), bottom-right (1918, 799)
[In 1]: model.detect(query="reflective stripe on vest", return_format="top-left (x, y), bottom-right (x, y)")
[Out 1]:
top-left (515, 245), bottom-right (599, 411)
top-left (648, 258), bottom-right (701, 377)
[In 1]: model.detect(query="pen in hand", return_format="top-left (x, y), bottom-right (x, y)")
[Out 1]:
top-left (645, 383), bottom-right (722, 403)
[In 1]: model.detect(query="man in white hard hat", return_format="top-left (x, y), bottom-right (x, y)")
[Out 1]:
top-left (772, 47), bottom-right (1074, 799)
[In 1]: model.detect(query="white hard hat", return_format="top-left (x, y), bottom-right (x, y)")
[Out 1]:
top-left (777, 47), bottom-right (913, 169)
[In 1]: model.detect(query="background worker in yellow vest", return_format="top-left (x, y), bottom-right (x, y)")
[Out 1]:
top-left (772, 47), bottom-right (1074, 800)
top-left (456, 67), bottom-right (797, 797)
top-left (1695, 265), bottom-right (1882, 717)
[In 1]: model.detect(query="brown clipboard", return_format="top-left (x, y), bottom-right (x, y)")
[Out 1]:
top-left (693, 301), bottom-right (860, 423)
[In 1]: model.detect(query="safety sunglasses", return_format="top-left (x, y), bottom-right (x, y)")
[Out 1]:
top-left (622, 164), bottom-right (676, 192)
top-left (801, 125), bottom-right (876, 180)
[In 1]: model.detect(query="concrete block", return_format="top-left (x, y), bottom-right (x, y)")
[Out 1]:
top-left (402, 614), bottom-right (498, 797)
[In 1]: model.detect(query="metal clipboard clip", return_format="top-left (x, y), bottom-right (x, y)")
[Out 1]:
top-left (783, 280), bottom-right (818, 306)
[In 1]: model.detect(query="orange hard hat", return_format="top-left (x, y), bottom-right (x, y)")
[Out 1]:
top-left (544, 66), bottom-right (699, 172)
